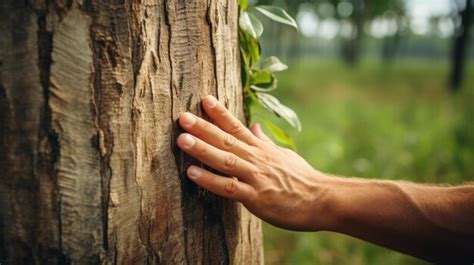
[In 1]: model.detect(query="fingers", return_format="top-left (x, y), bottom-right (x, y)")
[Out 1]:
top-left (250, 123), bottom-right (274, 144)
top-left (179, 112), bottom-right (253, 158)
top-left (201, 95), bottom-right (257, 145)
top-left (187, 165), bottom-right (255, 202)
top-left (177, 133), bottom-right (256, 184)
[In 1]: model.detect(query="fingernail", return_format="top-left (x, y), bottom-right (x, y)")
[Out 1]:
top-left (206, 96), bottom-right (218, 108)
top-left (182, 112), bottom-right (196, 126)
top-left (181, 134), bottom-right (195, 148)
top-left (188, 166), bottom-right (202, 179)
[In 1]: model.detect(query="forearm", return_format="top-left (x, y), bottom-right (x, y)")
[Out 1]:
top-left (317, 174), bottom-right (474, 263)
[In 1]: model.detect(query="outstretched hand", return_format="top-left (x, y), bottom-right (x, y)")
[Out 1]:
top-left (177, 96), bottom-right (474, 263)
top-left (177, 95), bottom-right (330, 231)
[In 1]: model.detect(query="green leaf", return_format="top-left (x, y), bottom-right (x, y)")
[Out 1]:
top-left (239, 0), bottom-right (248, 10)
top-left (251, 84), bottom-right (277, 92)
top-left (256, 92), bottom-right (302, 131)
top-left (250, 70), bottom-right (277, 92)
top-left (248, 13), bottom-right (264, 38)
top-left (251, 70), bottom-right (272, 85)
top-left (262, 56), bottom-right (288, 72)
top-left (262, 119), bottom-right (296, 150)
top-left (239, 11), bottom-right (263, 39)
top-left (254, 5), bottom-right (298, 30)
top-left (238, 28), bottom-right (261, 67)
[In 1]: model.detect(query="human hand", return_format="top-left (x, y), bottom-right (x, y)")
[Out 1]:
top-left (177, 95), bottom-right (332, 231)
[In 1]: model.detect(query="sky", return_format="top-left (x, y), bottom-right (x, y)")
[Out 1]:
top-left (407, 0), bottom-right (455, 35)
top-left (407, 0), bottom-right (453, 18)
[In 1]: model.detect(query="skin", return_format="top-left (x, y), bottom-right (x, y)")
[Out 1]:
top-left (177, 95), bottom-right (474, 264)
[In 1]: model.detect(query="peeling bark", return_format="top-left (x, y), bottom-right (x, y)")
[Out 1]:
top-left (0, 0), bottom-right (263, 264)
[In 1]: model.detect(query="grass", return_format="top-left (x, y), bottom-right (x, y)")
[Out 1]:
top-left (254, 58), bottom-right (474, 265)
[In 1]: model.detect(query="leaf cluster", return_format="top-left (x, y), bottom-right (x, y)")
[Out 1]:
top-left (238, 0), bottom-right (301, 149)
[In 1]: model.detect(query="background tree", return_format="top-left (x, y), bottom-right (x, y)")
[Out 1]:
top-left (0, 0), bottom-right (262, 264)
top-left (378, 2), bottom-right (406, 62)
top-left (333, 0), bottom-right (405, 65)
top-left (450, 0), bottom-right (473, 92)
top-left (256, 0), bottom-right (406, 65)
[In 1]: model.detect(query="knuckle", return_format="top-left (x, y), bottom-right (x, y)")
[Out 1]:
top-left (195, 119), bottom-right (209, 136)
top-left (250, 168), bottom-right (264, 180)
top-left (254, 149), bottom-right (272, 164)
top-left (216, 106), bottom-right (227, 117)
top-left (224, 153), bottom-right (237, 169)
top-left (225, 178), bottom-right (238, 194)
top-left (222, 134), bottom-right (236, 150)
top-left (194, 141), bottom-right (207, 155)
top-left (262, 154), bottom-right (272, 163)
top-left (218, 104), bottom-right (228, 113)
top-left (228, 121), bottom-right (244, 135)
top-left (245, 147), bottom-right (260, 162)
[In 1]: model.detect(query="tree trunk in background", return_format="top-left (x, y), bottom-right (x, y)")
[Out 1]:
top-left (381, 17), bottom-right (403, 64)
top-left (450, 0), bottom-right (472, 92)
top-left (341, 0), bottom-right (365, 66)
top-left (0, 0), bottom-right (263, 264)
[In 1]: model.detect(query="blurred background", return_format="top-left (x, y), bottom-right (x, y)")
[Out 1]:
top-left (249, 0), bottom-right (474, 264)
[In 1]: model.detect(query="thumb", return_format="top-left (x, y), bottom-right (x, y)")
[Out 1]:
top-left (250, 123), bottom-right (274, 144)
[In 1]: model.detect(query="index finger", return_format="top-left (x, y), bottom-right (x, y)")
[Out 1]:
top-left (201, 95), bottom-right (257, 145)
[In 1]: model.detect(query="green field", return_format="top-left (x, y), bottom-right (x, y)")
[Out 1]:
top-left (256, 59), bottom-right (474, 265)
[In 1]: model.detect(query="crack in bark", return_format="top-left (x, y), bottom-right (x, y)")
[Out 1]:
top-left (129, 3), bottom-right (155, 260)
top-left (91, 36), bottom-right (112, 253)
top-left (36, 4), bottom-right (68, 263)
top-left (217, 201), bottom-right (231, 264)
top-left (163, 1), bottom-right (193, 263)
top-left (206, 0), bottom-right (219, 100)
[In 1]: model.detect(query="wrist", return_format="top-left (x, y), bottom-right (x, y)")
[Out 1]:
top-left (308, 172), bottom-right (370, 232)
top-left (306, 170), bottom-right (341, 231)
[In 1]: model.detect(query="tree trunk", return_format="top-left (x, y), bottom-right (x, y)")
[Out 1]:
top-left (381, 17), bottom-right (403, 64)
top-left (450, 0), bottom-right (472, 92)
top-left (0, 0), bottom-right (263, 264)
top-left (341, 0), bottom-right (365, 66)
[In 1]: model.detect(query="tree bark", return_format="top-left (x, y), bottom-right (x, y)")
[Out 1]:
top-left (0, 0), bottom-right (263, 264)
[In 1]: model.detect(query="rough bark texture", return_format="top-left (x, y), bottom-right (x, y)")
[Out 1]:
top-left (0, 0), bottom-right (263, 264)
